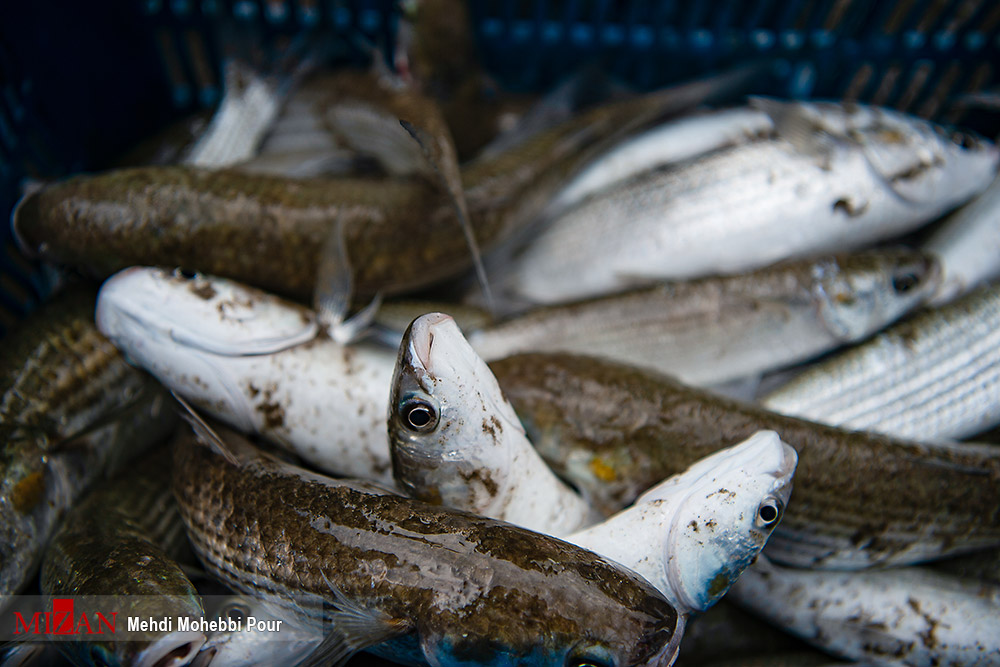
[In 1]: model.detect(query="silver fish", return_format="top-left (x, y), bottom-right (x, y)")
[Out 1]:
top-left (95, 267), bottom-right (398, 484)
top-left (924, 173), bottom-right (1000, 306)
top-left (729, 556), bottom-right (1000, 666)
top-left (469, 249), bottom-right (939, 386)
top-left (497, 99), bottom-right (997, 305)
top-left (761, 282), bottom-right (1000, 441)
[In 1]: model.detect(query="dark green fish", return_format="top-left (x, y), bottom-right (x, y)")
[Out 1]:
top-left (0, 288), bottom-right (177, 601)
top-left (491, 353), bottom-right (1000, 570)
top-left (172, 423), bottom-right (683, 667)
top-left (40, 449), bottom-right (204, 667)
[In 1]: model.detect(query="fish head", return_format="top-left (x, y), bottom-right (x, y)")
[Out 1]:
top-left (388, 312), bottom-right (526, 513)
top-left (637, 430), bottom-right (796, 614)
top-left (192, 596), bottom-right (321, 667)
top-left (812, 249), bottom-right (939, 342)
top-left (57, 630), bottom-right (204, 667)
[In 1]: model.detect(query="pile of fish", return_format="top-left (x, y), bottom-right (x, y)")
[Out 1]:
top-left (4, 6), bottom-right (1000, 666)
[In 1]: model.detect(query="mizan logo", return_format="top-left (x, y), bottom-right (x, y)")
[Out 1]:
top-left (13, 598), bottom-right (116, 635)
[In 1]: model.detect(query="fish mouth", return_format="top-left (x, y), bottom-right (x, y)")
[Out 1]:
top-left (96, 267), bottom-right (160, 343)
top-left (406, 312), bottom-right (454, 373)
top-left (134, 630), bottom-right (205, 667)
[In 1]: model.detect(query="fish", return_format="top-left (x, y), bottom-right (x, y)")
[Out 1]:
top-left (95, 267), bottom-right (398, 484)
top-left (172, 422), bottom-right (685, 667)
top-left (495, 99), bottom-right (998, 305)
top-left (548, 106), bottom-right (774, 213)
top-left (468, 249), bottom-right (939, 386)
top-left (13, 75), bottom-right (741, 303)
top-left (191, 597), bottom-right (321, 667)
top-left (387, 314), bottom-right (795, 614)
top-left (729, 556), bottom-right (1000, 666)
top-left (760, 281), bottom-right (1000, 441)
top-left (0, 288), bottom-right (178, 601)
top-left (490, 353), bottom-right (1000, 569)
top-left (924, 174), bottom-right (1000, 305)
top-left (568, 431), bottom-right (796, 616)
top-left (39, 448), bottom-right (205, 667)
top-left (389, 313), bottom-right (600, 533)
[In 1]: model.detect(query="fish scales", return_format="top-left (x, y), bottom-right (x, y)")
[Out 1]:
top-left (500, 114), bottom-right (996, 304)
top-left (1, 290), bottom-right (177, 599)
top-left (761, 282), bottom-right (1000, 441)
top-left (15, 85), bottom-right (695, 302)
top-left (491, 353), bottom-right (1000, 569)
top-left (470, 250), bottom-right (937, 386)
top-left (172, 426), bottom-right (682, 667)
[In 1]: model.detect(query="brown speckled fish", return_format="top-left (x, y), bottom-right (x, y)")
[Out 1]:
top-left (491, 353), bottom-right (1000, 570)
top-left (172, 423), bottom-right (683, 667)
top-left (0, 288), bottom-right (177, 601)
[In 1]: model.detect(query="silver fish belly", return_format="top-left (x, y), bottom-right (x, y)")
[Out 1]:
top-left (498, 103), bottom-right (996, 305)
top-left (761, 282), bottom-right (1000, 441)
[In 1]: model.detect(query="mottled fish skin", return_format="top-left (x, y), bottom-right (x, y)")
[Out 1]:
top-left (389, 313), bottom-right (599, 533)
top-left (13, 84), bottom-right (700, 302)
top-left (40, 448), bottom-right (205, 667)
top-left (469, 249), bottom-right (939, 386)
top-left (729, 556), bottom-right (1000, 666)
top-left (497, 102), bottom-right (997, 305)
top-left (172, 425), bottom-right (683, 667)
top-left (490, 354), bottom-right (1000, 569)
top-left (0, 289), bottom-right (177, 601)
top-left (568, 431), bottom-right (796, 615)
top-left (95, 267), bottom-right (398, 484)
top-left (761, 281), bottom-right (1000, 441)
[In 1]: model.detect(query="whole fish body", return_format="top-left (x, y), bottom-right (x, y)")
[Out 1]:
top-left (924, 173), bottom-right (1000, 306)
top-left (0, 289), bottom-right (177, 601)
top-left (497, 101), bottom-right (998, 305)
top-left (490, 353), bottom-right (1000, 570)
top-left (40, 448), bottom-right (205, 667)
top-left (469, 249), bottom-right (939, 386)
top-left (13, 80), bottom-right (723, 302)
top-left (172, 424), bottom-right (684, 667)
top-left (760, 282), bottom-right (1000, 441)
top-left (729, 556), bottom-right (1000, 666)
top-left (96, 267), bottom-right (399, 484)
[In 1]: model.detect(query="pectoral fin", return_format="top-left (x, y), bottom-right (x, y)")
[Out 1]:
top-left (296, 571), bottom-right (413, 667)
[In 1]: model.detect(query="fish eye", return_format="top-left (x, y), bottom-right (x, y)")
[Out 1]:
top-left (220, 601), bottom-right (249, 623)
top-left (399, 396), bottom-right (439, 433)
top-left (755, 497), bottom-right (784, 528)
top-left (173, 267), bottom-right (201, 280)
top-left (891, 271), bottom-right (920, 293)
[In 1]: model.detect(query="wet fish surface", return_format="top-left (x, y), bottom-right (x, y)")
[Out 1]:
top-left (13, 82), bottom-right (722, 302)
top-left (172, 423), bottom-right (684, 667)
top-left (389, 313), bottom-right (599, 532)
top-left (469, 249), bottom-right (938, 385)
top-left (496, 100), bottom-right (997, 304)
top-left (0, 288), bottom-right (177, 601)
top-left (96, 267), bottom-right (398, 484)
top-left (924, 173), bottom-right (1000, 306)
top-left (490, 353), bottom-right (1000, 569)
top-left (729, 556), bottom-right (1000, 666)
top-left (40, 448), bottom-right (205, 667)
top-left (761, 281), bottom-right (1000, 441)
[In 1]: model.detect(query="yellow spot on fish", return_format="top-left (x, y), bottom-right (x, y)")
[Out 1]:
top-left (11, 470), bottom-right (45, 513)
top-left (589, 457), bottom-right (616, 482)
